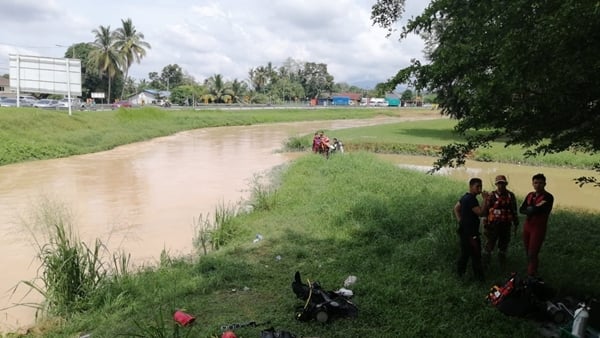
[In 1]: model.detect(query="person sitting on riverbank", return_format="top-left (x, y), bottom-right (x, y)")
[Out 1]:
top-left (332, 138), bottom-right (344, 154)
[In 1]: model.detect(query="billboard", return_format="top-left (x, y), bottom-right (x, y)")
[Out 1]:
top-left (9, 54), bottom-right (82, 95)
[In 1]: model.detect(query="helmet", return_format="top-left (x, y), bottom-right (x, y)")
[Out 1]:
top-left (222, 331), bottom-right (237, 338)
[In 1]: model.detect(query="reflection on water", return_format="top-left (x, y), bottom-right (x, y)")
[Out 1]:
top-left (379, 154), bottom-right (600, 212)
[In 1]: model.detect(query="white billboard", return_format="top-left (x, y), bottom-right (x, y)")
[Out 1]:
top-left (9, 54), bottom-right (82, 95)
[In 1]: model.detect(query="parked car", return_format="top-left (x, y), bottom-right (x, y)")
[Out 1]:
top-left (111, 100), bottom-right (132, 109)
top-left (33, 99), bottom-right (59, 108)
top-left (0, 98), bottom-right (34, 107)
top-left (0, 98), bottom-right (17, 107)
top-left (56, 98), bottom-right (85, 108)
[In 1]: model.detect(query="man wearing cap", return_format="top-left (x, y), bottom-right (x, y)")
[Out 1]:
top-left (482, 175), bottom-right (519, 270)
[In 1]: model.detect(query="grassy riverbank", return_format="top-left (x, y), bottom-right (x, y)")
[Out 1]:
top-left (0, 107), bottom-right (438, 166)
top-left (14, 153), bottom-right (600, 338)
top-left (287, 119), bottom-right (600, 169)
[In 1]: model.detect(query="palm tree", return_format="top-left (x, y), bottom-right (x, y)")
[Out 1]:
top-left (230, 79), bottom-right (248, 103)
top-left (205, 74), bottom-right (233, 103)
top-left (249, 67), bottom-right (267, 93)
top-left (115, 18), bottom-right (151, 99)
top-left (89, 25), bottom-right (121, 103)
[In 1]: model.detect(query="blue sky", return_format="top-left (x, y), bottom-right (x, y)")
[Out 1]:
top-left (0, 0), bottom-right (429, 88)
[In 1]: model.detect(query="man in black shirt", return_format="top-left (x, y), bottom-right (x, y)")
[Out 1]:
top-left (453, 178), bottom-right (489, 281)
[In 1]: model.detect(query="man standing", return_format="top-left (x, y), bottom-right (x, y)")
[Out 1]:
top-left (519, 173), bottom-right (554, 277)
top-left (482, 175), bottom-right (519, 269)
top-left (453, 178), bottom-right (489, 281)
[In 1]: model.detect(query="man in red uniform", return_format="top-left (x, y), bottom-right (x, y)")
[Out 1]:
top-left (519, 173), bottom-right (554, 277)
top-left (482, 175), bottom-right (519, 270)
top-left (312, 132), bottom-right (321, 153)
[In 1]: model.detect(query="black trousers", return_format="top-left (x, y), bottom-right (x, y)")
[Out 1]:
top-left (457, 234), bottom-right (484, 280)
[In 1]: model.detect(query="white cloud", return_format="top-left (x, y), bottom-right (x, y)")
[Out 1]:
top-left (0, 0), bottom-right (430, 88)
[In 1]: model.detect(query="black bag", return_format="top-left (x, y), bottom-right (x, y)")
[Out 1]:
top-left (291, 271), bottom-right (358, 322)
top-left (487, 273), bottom-right (554, 317)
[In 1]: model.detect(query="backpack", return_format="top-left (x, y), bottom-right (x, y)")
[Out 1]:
top-left (487, 273), bottom-right (553, 317)
top-left (291, 271), bottom-right (358, 322)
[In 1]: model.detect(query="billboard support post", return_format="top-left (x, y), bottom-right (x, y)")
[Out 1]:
top-left (16, 55), bottom-right (20, 108)
top-left (66, 58), bottom-right (72, 116)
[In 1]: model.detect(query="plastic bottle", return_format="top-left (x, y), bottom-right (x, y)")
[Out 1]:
top-left (343, 275), bottom-right (357, 287)
top-left (571, 303), bottom-right (589, 338)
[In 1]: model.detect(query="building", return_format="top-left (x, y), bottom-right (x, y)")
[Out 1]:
top-left (0, 77), bottom-right (11, 97)
top-left (331, 96), bottom-right (350, 105)
top-left (385, 93), bottom-right (401, 107)
top-left (127, 89), bottom-right (171, 105)
top-left (331, 92), bottom-right (362, 105)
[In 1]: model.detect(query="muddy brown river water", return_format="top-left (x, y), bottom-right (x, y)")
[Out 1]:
top-left (1, 117), bottom-right (598, 332)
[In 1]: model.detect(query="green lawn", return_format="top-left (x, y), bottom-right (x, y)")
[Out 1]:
top-left (309, 119), bottom-right (600, 169)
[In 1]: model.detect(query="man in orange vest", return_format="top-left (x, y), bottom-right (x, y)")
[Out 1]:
top-left (519, 173), bottom-right (554, 277)
top-left (482, 175), bottom-right (519, 270)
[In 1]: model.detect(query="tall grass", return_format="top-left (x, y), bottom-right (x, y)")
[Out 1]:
top-left (192, 202), bottom-right (241, 255)
top-left (16, 198), bottom-right (130, 319)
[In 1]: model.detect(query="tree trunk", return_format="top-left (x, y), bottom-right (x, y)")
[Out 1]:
top-left (108, 75), bottom-right (112, 104)
top-left (120, 66), bottom-right (129, 100)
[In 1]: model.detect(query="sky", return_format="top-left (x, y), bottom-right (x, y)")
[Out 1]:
top-left (0, 0), bottom-right (429, 89)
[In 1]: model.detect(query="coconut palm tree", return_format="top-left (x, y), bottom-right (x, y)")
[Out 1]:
top-left (114, 18), bottom-right (151, 99)
top-left (205, 74), bottom-right (233, 103)
top-left (230, 79), bottom-right (248, 103)
top-left (89, 25), bottom-right (122, 104)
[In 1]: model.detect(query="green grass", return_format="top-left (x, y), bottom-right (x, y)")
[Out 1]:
top-left (290, 119), bottom-right (600, 169)
top-left (0, 107), bottom-right (436, 166)
top-left (14, 197), bottom-right (130, 321)
top-left (17, 153), bottom-right (600, 338)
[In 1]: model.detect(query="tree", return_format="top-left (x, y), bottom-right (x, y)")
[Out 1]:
top-left (372, 0), bottom-right (600, 181)
top-left (400, 89), bottom-right (413, 102)
top-left (160, 64), bottom-right (184, 90)
top-left (249, 66), bottom-right (268, 93)
top-left (229, 79), bottom-right (248, 103)
top-left (89, 25), bottom-right (122, 103)
top-left (204, 74), bottom-right (233, 103)
top-left (299, 62), bottom-right (334, 99)
top-left (148, 72), bottom-right (163, 89)
top-left (169, 84), bottom-right (204, 105)
top-left (114, 18), bottom-right (151, 99)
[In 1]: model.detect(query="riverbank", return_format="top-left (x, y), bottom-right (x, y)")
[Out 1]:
top-left (12, 153), bottom-right (600, 338)
top-left (0, 107), bottom-right (439, 166)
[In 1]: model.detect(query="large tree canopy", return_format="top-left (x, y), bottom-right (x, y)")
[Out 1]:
top-left (372, 0), bottom-right (600, 179)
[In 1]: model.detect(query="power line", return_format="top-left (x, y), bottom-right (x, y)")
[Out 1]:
top-left (0, 42), bottom-right (65, 50)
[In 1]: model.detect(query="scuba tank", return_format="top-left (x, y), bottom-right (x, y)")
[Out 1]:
top-left (571, 303), bottom-right (590, 338)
